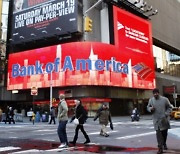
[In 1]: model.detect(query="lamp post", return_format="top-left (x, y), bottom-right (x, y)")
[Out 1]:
top-left (173, 83), bottom-right (177, 108)
top-left (50, 71), bottom-right (53, 111)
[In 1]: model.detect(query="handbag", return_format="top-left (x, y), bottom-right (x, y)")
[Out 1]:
top-left (73, 118), bottom-right (79, 125)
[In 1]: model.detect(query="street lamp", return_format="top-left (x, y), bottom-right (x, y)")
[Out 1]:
top-left (173, 83), bottom-right (177, 107)
top-left (50, 71), bottom-right (53, 111)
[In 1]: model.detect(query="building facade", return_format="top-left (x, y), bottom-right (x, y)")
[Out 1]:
top-left (0, 0), bottom-right (180, 116)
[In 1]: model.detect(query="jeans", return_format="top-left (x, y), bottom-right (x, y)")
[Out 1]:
top-left (49, 116), bottom-right (56, 124)
top-left (57, 120), bottom-right (68, 144)
top-left (73, 124), bottom-right (90, 142)
top-left (156, 129), bottom-right (168, 148)
top-left (101, 124), bottom-right (107, 135)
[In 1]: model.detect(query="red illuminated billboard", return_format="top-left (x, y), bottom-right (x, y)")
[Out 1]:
top-left (7, 42), bottom-right (155, 90)
top-left (113, 6), bottom-right (155, 85)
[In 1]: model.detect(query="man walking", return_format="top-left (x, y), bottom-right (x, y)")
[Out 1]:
top-left (57, 94), bottom-right (68, 148)
top-left (147, 88), bottom-right (172, 154)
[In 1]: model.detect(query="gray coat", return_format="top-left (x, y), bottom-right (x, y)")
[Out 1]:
top-left (57, 99), bottom-right (68, 121)
top-left (147, 95), bottom-right (172, 131)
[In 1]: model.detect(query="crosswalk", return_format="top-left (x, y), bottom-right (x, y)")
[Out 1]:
top-left (3, 146), bottom-right (87, 154)
top-left (0, 120), bottom-right (179, 153)
top-left (0, 147), bottom-right (21, 152)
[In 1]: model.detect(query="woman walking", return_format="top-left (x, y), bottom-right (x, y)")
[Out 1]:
top-left (94, 104), bottom-right (113, 137)
top-left (69, 99), bottom-right (90, 146)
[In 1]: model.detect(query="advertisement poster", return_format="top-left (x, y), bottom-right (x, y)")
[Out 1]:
top-left (7, 42), bottom-right (155, 90)
top-left (113, 6), bottom-right (155, 85)
top-left (11, 0), bottom-right (80, 44)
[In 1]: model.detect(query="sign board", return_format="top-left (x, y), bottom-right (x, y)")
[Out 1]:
top-left (11, 0), bottom-right (81, 44)
top-left (31, 86), bottom-right (38, 95)
top-left (113, 6), bottom-right (155, 82)
top-left (59, 89), bottom-right (72, 97)
top-left (7, 42), bottom-right (155, 90)
top-left (163, 85), bottom-right (176, 94)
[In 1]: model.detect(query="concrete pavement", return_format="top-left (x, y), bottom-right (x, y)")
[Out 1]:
top-left (1, 115), bottom-right (180, 154)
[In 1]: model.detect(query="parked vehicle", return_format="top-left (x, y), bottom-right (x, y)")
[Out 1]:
top-left (170, 107), bottom-right (180, 120)
top-left (131, 108), bottom-right (140, 122)
top-left (131, 113), bottom-right (140, 122)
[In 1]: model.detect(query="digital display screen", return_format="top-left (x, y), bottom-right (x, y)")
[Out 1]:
top-left (11, 0), bottom-right (80, 44)
top-left (7, 42), bottom-right (155, 90)
top-left (113, 6), bottom-right (155, 87)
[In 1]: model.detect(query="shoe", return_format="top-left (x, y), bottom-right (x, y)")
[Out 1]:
top-left (69, 141), bottom-right (76, 146)
top-left (157, 148), bottom-right (163, 154)
top-left (84, 140), bottom-right (90, 144)
top-left (58, 143), bottom-right (67, 148)
top-left (163, 144), bottom-right (168, 150)
top-left (104, 134), bottom-right (109, 137)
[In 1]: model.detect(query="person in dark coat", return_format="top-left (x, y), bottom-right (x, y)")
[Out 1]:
top-left (49, 106), bottom-right (56, 124)
top-left (9, 107), bottom-right (15, 124)
top-left (147, 88), bottom-right (172, 154)
top-left (5, 106), bottom-right (10, 124)
top-left (69, 99), bottom-right (90, 146)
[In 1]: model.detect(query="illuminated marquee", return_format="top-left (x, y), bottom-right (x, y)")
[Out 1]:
top-left (8, 42), bottom-right (155, 90)
top-left (12, 57), bottom-right (128, 77)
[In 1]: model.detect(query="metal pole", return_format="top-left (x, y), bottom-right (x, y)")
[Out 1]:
top-left (173, 85), bottom-right (176, 108)
top-left (50, 72), bottom-right (52, 111)
top-left (33, 95), bottom-right (34, 111)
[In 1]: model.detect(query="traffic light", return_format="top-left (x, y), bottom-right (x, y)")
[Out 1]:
top-left (84, 16), bottom-right (92, 32)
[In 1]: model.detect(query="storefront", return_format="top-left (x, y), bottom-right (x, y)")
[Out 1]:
top-left (32, 97), bottom-right (111, 117)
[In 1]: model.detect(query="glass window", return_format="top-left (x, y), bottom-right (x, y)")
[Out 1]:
top-left (1, 1), bottom-right (9, 41)
top-left (2, 1), bottom-right (9, 15)
top-left (153, 45), bottom-right (180, 77)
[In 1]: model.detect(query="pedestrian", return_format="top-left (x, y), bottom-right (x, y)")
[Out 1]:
top-left (132, 107), bottom-right (139, 115)
top-left (57, 94), bottom-right (69, 148)
top-left (9, 107), bottom-right (15, 124)
top-left (5, 106), bottom-right (10, 124)
top-left (32, 111), bottom-right (36, 125)
top-left (28, 108), bottom-right (33, 121)
top-left (94, 103), bottom-right (113, 137)
top-left (49, 106), bottom-right (56, 124)
top-left (69, 99), bottom-right (90, 146)
top-left (131, 107), bottom-right (140, 121)
top-left (147, 88), bottom-right (172, 154)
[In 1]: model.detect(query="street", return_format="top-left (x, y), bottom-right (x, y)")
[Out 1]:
top-left (0, 116), bottom-right (180, 154)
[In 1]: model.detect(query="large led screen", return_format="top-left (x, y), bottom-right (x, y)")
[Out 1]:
top-left (7, 42), bottom-right (155, 90)
top-left (113, 6), bottom-right (155, 86)
top-left (11, 0), bottom-right (80, 44)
